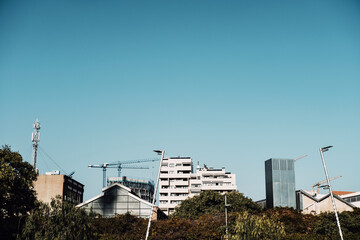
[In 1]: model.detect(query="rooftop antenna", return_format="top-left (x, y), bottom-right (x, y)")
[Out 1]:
top-left (32, 119), bottom-right (41, 171)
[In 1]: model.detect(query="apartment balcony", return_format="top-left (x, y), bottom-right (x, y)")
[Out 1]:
top-left (159, 181), bottom-right (169, 188)
top-left (201, 185), bottom-right (236, 191)
top-left (170, 188), bottom-right (189, 193)
top-left (160, 173), bottom-right (191, 179)
top-left (190, 180), bottom-right (202, 184)
top-left (175, 165), bottom-right (192, 171)
top-left (159, 202), bottom-right (179, 209)
top-left (173, 180), bottom-right (189, 186)
top-left (169, 195), bottom-right (188, 200)
top-left (190, 188), bottom-right (201, 193)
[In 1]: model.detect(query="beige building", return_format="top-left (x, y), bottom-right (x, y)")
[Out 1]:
top-left (34, 173), bottom-right (84, 204)
top-left (296, 190), bottom-right (355, 214)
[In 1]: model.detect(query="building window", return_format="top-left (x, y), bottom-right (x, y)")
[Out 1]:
top-left (169, 163), bottom-right (174, 167)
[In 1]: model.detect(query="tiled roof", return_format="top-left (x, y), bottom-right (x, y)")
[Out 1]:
top-left (333, 191), bottom-right (355, 196)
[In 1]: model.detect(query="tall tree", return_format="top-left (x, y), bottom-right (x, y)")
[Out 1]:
top-left (0, 145), bottom-right (37, 239)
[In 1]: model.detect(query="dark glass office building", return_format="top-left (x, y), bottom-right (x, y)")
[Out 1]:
top-left (265, 158), bottom-right (296, 208)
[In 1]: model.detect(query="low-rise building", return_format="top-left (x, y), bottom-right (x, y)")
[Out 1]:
top-left (77, 183), bottom-right (165, 220)
top-left (34, 172), bottom-right (84, 204)
top-left (334, 191), bottom-right (360, 208)
top-left (296, 190), bottom-right (355, 214)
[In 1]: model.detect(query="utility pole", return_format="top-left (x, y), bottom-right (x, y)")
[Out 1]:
top-left (32, 119), bottom-right (41, 171)
top-left (145, 150), bottom-right (164, 240)
top-left (320, 146), bottom-right (343, 240)
top-left (225, 195), bottom-right (230, 240)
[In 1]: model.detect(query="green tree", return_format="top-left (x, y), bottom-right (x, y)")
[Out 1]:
top-left (91, 212), bottom-right (148, 240)
top-left (21, 196), bottom-right (94, 240)
top-left (172, 190), bottom-right (262, 219)
top-left (265, 207), bottom-right (319, 235)
top-left (230, 211), bottom-right (285, 240)
top-left (314, 208), bottom-right (360, 239)
top-left (151, 214), bottom-right (225, 240)
top-left (0, 145), bottom-right (37, 239)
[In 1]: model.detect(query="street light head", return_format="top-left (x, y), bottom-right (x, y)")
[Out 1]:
top-left (153, 150), bottom-right (163, 155)
top-left (321, 146), bottom-right (333, 152)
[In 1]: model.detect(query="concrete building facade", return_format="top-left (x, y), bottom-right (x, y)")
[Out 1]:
top-left (158, 157), bottom-right (193, 215)
top-left (158, 156), bottom-right (237, 215)
top-left (34, 173), bottom-right (84, 204)
top-left (265, 158), bottom-right (296, 208)
top-left (189, 164), bottom-right (237, 197)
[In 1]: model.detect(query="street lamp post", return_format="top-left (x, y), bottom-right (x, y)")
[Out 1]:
top-left (319, 146), bottom-right (343, 240)
top-left (225, 195), bottom-right (230, 240)
top-left (145, 150), bottom-right (164, 240)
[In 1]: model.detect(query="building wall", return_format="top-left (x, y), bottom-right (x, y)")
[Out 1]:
top-left (300, 193), bottom-right (354, 214)
top-left (340, 192), bottom-right (360, 208)
top-left (80, 185), bottom-right (152, 218)
top-left (159, 157), bottom-right (237, 215)
top-left (265, 158), bottom-right (296, 208)
top-left (189, 164), bottom-right (237, 198)
top-left (158, 157), bottom-right (192, 215)
top-left (34, 174), bottom-right (84, 204)
top-left (34, 175), bottom-right (64, 204)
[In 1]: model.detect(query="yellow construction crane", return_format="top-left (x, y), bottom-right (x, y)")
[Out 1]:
top-left (312, 175), bottom-right (342, 194)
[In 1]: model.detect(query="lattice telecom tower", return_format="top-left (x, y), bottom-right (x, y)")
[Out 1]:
top-left (32, 119), bottom-right (41, 169)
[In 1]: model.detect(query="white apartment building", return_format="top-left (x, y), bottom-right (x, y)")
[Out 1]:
top-left (189, 163), bottom-right (237, 197)
top-left (158, 157), bottom-right (193, 215)
top-left (158, 157), bottom-right (237, 215)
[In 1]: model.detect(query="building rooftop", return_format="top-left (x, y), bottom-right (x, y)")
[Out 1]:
top-left (333, 191), bottom-right (355, 196)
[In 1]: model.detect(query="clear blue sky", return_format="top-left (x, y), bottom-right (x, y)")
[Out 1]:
top-left (1, 0), bottom-right (359, 201)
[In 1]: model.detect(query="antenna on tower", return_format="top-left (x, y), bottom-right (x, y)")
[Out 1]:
top-left (32, 118), bottom-right (41, 171)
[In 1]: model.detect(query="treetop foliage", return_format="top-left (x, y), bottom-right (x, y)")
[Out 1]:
top-left (0, 145), bottom-right (37, 219)
top-left (21, 196), bottom-right (94, 240)
top-left (171, 190), bottom-right (262, 219)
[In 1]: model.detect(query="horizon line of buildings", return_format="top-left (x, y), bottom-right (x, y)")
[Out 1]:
top-left (33, 155), bottom-right (359, 219)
